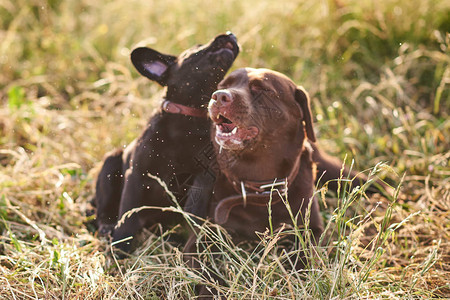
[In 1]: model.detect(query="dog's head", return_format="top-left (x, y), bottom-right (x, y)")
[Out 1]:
top-left (130, 32), bottom-right (239, 106)
top-left (208, 68), bottom-right (316, 153)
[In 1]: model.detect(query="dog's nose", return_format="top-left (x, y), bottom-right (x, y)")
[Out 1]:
top-left (212, 90), bottom-right (232, 106)
top-left (226, 31), bottom-right (237, 43)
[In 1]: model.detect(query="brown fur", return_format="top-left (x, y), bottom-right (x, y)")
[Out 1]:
top-left (205, 68), bottom-right (323, 240)
top-left (184, 68), bottom-right (324, 297)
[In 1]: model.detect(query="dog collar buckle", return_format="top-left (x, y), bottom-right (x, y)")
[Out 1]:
top-left (259, 179), bottom-right (287, 191)
top-left (258, 179), bottom-right (288, 195)
top-left (237, 178), bottom-right (288, 198)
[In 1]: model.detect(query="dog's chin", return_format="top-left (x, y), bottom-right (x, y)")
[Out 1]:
top-left (210, 41), bottom-right (238, 68)
top-left (212, 49), bottom-right (236, 68)
top-left (214, 125), bottom-right (259, 151)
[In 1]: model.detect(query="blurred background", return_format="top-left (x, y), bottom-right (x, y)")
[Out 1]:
top-left (0, 0), bottom-right (449, 298)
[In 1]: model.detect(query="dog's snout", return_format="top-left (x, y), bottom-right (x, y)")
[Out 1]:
top-left (212, 90), bottom-right (233, 106)
top-left (226, 31), bottom-right (237, 42)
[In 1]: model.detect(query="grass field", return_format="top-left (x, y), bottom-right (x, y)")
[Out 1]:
top-left (1, 0), bottom-right (449, 298)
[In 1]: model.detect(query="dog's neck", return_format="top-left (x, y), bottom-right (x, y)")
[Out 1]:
top-left (161, 100), bottom-right (208, 118)
top-left (165, 86), bottom-right (213, 108)
top-left (216, 140), bottom-right (310, 185)
top-left (223, 152), bottom-right (301, 194)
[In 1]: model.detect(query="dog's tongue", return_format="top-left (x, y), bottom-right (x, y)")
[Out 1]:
top-left (220, 122), bottom-right (237, 133)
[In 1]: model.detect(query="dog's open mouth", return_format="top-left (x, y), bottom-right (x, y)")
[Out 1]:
top-left (209, 35), bottom-right (239, 66)
top-left (216, 114), bottom-right (236, 134)
top-left (212, 42), bottom-right (236, 56)
top-left (212, 113), bottom-right (259, 150)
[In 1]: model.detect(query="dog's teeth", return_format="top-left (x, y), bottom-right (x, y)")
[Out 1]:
top-left (216, 114), bottom-right (220, 120)
top-left (231, 127), bottom-right (238, 134)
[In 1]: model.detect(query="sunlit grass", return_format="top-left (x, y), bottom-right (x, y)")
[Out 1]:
top-left (0, 0), bottom-right (449, 298)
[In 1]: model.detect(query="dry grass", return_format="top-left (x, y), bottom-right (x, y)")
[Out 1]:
top-left (1, 0), bottom-right (449, 298)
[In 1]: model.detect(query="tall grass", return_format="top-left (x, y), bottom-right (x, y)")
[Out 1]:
top-left (1, 0), bottom-right (449, 298)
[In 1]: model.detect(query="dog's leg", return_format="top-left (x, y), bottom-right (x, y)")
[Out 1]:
top-left (111, 168), bottom-right (180, 254)
top-left (288, 196), bottom-right (324, 271)
top-left (95, 148), bottom-right (124, 236)
top-left (112, 169), bottom-right (156, 254)
top-left (184, 172), bottom-right (216, 220)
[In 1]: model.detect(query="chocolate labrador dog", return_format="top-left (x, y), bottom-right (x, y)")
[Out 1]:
top-left (202, 67), bottom-right (323, 241)
top-left (184, 68), bottom-right (324, 296)
top-left (94, 33), bottom-right (239, 253)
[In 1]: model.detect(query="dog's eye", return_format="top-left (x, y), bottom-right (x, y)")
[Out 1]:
top-left (250, 84), bottom-right (263, 92)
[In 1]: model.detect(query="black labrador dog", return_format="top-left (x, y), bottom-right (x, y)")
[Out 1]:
top-left (94, 32), bottom-right (239, 253)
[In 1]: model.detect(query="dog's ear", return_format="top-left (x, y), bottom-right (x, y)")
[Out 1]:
top-left (295, 86), bottom-right (316, 142)
top-left (130, 47), bottom-right (176, 86)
